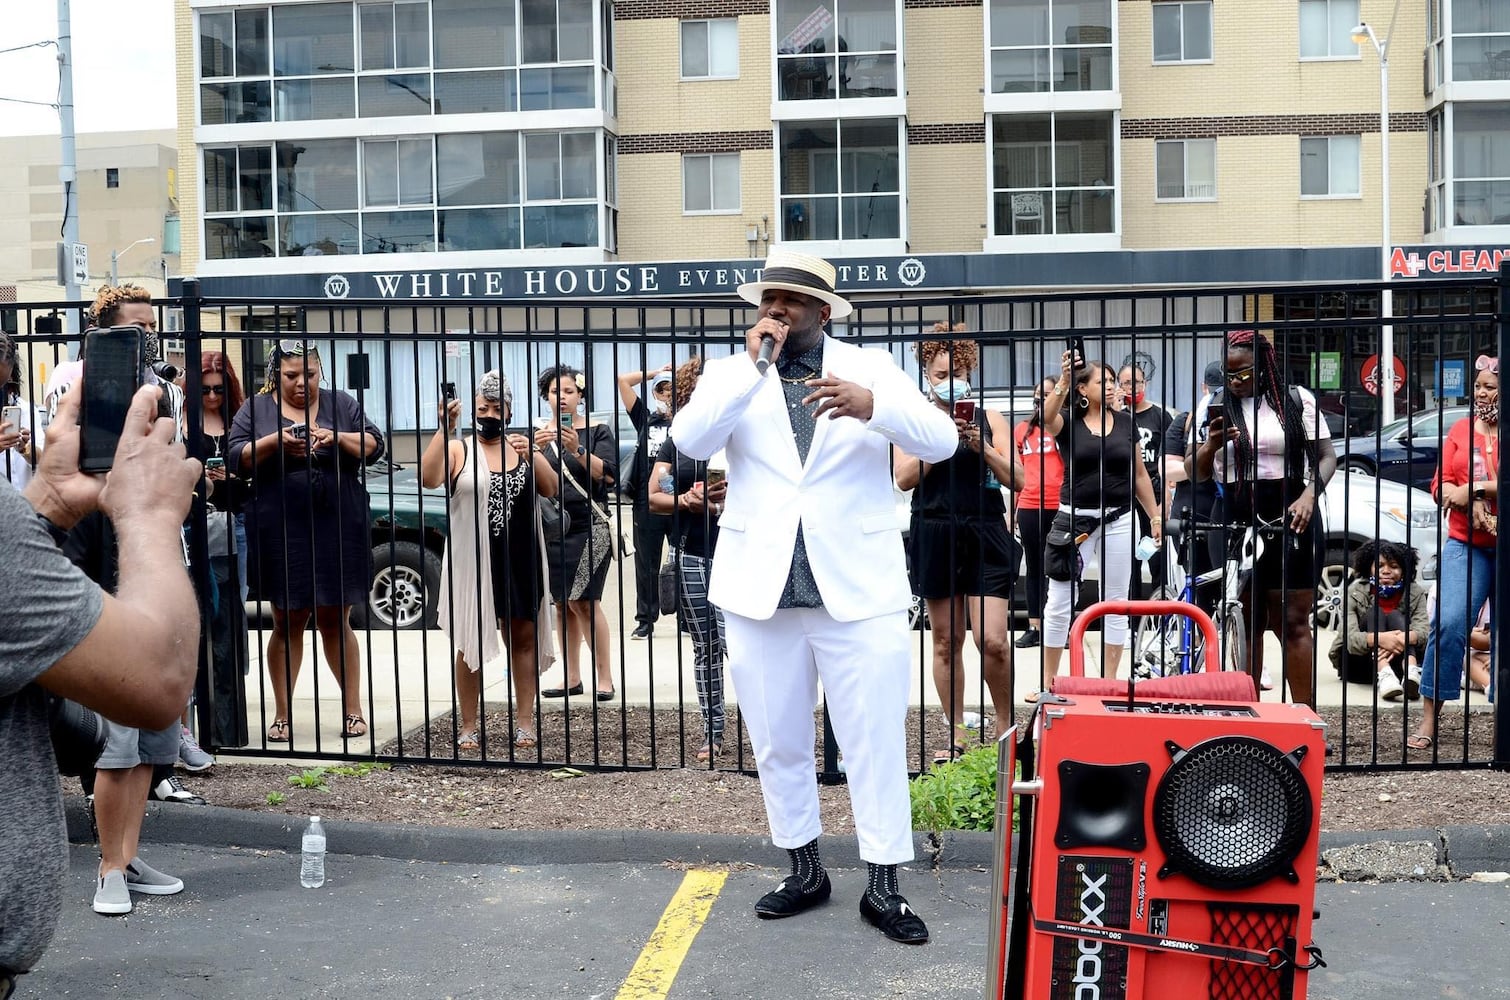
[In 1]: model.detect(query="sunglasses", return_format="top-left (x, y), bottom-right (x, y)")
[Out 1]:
top-left (201, 385), bottom-right (226, 396)
top-left (1225, 366), bottom-right (1255, 384)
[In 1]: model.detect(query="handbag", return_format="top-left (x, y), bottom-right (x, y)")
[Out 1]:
top-left (1044, 510), bottom-right (1107, 583)
top-left (539, 495), bottom-right (572, 544)
top-left (658, 551), bottom-right (680, 616)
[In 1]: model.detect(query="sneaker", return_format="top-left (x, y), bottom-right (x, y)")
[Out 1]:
top-left (125, 857), bottom-right (184, 896)
top-left (93, 870), bottom-right (132, 915)
top-left (178, 726), bottom-right (215, 772)
top-left (1378, 668), bottom-right (1405, 702)
top-left (1405, 664), bottom-right (1422, 701)
top-left (631, 623), bottom-right (653, 640)
top-left (1260, 667), bottom-right (1275, 691)
top-left (151, 776), bottom-right (206, 806)
top-left (1014, 627), bottom-right (1042, 649)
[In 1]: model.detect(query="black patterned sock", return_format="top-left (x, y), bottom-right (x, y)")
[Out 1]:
top-left (788, 838), bottom-right (825, 893)
top-left (866, 862), bottom-right (899, 907)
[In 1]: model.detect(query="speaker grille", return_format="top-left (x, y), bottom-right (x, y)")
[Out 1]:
top-left (1153, 736), bottom-right (1312, 889)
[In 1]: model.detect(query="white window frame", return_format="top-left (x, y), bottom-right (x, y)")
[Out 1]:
top-left (682, 152), bottom-right (742, 214)
top-left (1151, 1), bottom-right (1213, 64)
top-left (358, 1), bottom-right (432, 73)
top-left (1299, 135), bottom-right (1362, 199)
top-left (681, 18), bottom-right (740, 80)
top-left (1154, 138), bottom-right (1217, 202)
top-left (774, 117), bottom-right (906, 250)
top-left (771, 0), bottom-right (905, 110)
top-left (983, 0), bottom-right (1118, 100)
top-left (1298, 0), bottom-right (1360, 61)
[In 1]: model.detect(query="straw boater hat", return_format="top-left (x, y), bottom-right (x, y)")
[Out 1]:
top-left (736, 248), bottom-right (853, 320)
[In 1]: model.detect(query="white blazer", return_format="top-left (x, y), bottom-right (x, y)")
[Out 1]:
top-left (671, 336), bottom-right (957, 622)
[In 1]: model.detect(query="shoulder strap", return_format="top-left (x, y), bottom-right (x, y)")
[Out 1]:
top-left (553, 442), bottom-right (612, 524)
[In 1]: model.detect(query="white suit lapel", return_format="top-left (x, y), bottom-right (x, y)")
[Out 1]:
top-left (761, 366), bottom-right (805, 477)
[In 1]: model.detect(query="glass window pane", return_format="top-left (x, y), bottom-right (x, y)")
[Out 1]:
top-left (523, 204), bottom-right (597, 247)
top-left (519, 66), bottom-right (593, 110)
top-left (364, 140), bottom-right (398, 206)
top-left (994, 114), bottom-right (1052, 188)
top-left (1300, 137), bottom-right (1328, 195)
top-left (560, 132), bottom-right (596, 198)
top-left (525, 134), bottom-right (561, 200)
top-left (438, 133), bottom-right (520, 205)
top-left (1152, 5), bottom-right (1182, 61)
top-left (1329, 136), bottom-right (1360, 195)
top-left (398, 137), bottom-right (434, 205)
top-left (203, 149), bottom-right (239, 214)
top-left (842, 52), bottom-right (895, 97)
top-left (776, 0), bottom-right (837, 55)
top-left (362, 210), bottom-right (434, 252)
top-left (273, 3), bottom-right (354, 76)
top-left (204, 216), bottom-right (272, 260)
top-left (779, 53), bottom-right (836, 99)
top-left (1186, 139), bottom-right (1215, 194)
top-left (278, 212), bottom-right (358, 256)
top-left (200, 12), bottom-right (234, 78)
top-left (990, 0), bottom-right (1051, 47)
top-left (396, 2), bottom-right (430, 67)
top-left (1056, 188), bottom-right (1113, 234)
top-left (681, 21), bottom-right (709, 77)
top-left (1454, 103), bottom-right (1510, 177)
top-left (840, 119), bottom-right (899, 193)
top-left (1299, 0), bottom-right (1327, 57)
top-left (1155, 141), bottom-right (1185, 196)
top-left (1059, 46), bottom-right (1111, 91)
top-left (200, 82), bottom-right (272, 125)
top-left (780, 121), bottom-right (839, 195)
top-left (435, 70), bottom-right (517, 114)
top-left (559, 0), bottom-right (593, 61)
top-left (433, 0), bottom-right (516, 69)
top-left (711, 153), bottom-right (741, 210)
top-left (439, 207), bottom-right (522, 250)
top-left (837, 0), bottom-right (896, 51)
top-left (992, 49), bottom-right (1050, 93)
top-left (1055, 113), bottom-right (1112, 187)
top-left (278, 139), bottom-right (359, 213)
top-left (840, 193), bottom-right (899, 238)
top-left (358, 73), bottom-right (433, 116)
top-left (684, 156), bottom-right (712, 211)
top-left (710, 19), bottom-right (740, 75)
top-left (1058, 0), bottom-right (1112, 43)
top-left (1184, 2), bottom-right (1212, 59)
top-left (236, 9), bottom-right (270, 75)
top-left (274, 78), bottom-right (355, 121)
top-left (1328, 0), bottom-right (1359, 56)
top-left (360, 4), bottom-right (395, 71)
top-left (240, 147), bottom-right (273, 211)
top-left (521, 0), bottom-right (558, 63)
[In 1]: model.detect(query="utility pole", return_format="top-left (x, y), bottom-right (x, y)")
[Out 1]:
top-left (57, 0), bottom-right (82, 333)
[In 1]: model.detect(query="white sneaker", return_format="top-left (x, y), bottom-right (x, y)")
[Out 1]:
top-left (1405, 664), bottom-right (1422, 701)
top-left (1260, 667), bottom-right (1274, 691)
top-left (92, 870), bottom-right (132, 915)
top-left (1377, 669), bottom-right (1405, 703)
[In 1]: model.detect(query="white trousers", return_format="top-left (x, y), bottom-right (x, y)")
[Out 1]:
top-left (1043, 509), bottom-right (1135, 648)
top-left (723, 607), bottom-right (914, 865)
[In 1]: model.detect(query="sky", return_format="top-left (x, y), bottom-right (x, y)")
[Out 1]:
top-left (0, 0), bottom-right (176, 137)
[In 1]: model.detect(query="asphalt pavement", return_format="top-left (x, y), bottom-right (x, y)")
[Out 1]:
top-left (17, 805), bottom-right (1510, 999)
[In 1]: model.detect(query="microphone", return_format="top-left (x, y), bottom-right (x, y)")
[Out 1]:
top-left (755, 335), bottom-right (776, 376)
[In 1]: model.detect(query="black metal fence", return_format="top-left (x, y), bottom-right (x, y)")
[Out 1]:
top-left (6, 266), bottom-right (1507, 776)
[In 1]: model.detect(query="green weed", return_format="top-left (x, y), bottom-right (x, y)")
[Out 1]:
top-left (909, 744), bottom-right (1019, 834)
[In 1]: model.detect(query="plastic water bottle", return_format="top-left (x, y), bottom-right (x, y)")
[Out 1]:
top-left (300, 816), bottom-right (326, 888)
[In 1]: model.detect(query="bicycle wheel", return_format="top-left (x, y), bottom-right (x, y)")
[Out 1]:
top-left (1132, 586), bottom-right (1183, 677)
top-left (1218, 603), bottom-right (1249, 675)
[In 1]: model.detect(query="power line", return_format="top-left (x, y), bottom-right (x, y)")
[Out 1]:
top-left (0, 40), bottom-right (56, 57)
top-left (0, 96), bottom-right (62, 109)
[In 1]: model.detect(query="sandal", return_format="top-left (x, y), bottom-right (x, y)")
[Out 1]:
top-left (1023, 690), bottom-right (1043, 704)
top-left (267, 719), bottom-right (290, 743)
top-left (341, 715), bottom-right (368, 739)
top-left (695, 743), bottom-right (721, 763)
top-left (513, 728), bottom-right (537, 750)
top-left (932, 743), bottom-right (966, 767)
top-left (1406, 732), bottom-right (1434, 751)
top-left (457, 729), bottom-right (480, 752)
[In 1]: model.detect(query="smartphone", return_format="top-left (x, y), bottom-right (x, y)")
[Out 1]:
top-left (79, 326), bottom-right (144, 473)
top-left (952, 399), bottom-right (977, 422)
top-left (561, 411), bottom-right (574, 428)
top-left (288, 422), bottom-right (309, 441)
top-left (706, 467), bottom-right (727, 488)
top-left (1067, 335), bottom-right (1088, 370)
top-left (1, 404), bottom-right (24, 432)
top-left (205, 456), bottom-right (225, 471)
top-left (441, 381), bottom-right (457, 403)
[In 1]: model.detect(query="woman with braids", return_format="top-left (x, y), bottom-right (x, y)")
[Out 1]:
top-left (1189, 329), bottom-right (1336, 709)
top-left (421, 370), bottom-right (559, 753)
top-left (533, 365), bottom-right (620, 701)
top-left (1034, 349), bottom-right (1162, 697)
top-left (1011, 376), bottom-right (1065, 650)
top-left (893, 326), bottom-right (1023, 762)
top-left (228, 340), bottom-right (385, 743)
top-left (647, 357), bottom-right (729, 762)
top-left (1411, 354), bottom-right (1498, 752)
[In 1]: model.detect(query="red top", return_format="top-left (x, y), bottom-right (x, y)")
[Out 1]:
top-left (1014, 419), bottom-right (1063, 510)
top-left (1431, 417), bottom-right (1499, 548)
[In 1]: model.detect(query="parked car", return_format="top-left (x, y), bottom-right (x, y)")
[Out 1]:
top-left (1335, 406), bottom-right (1466, 492)
top-left (1311, 470), bottom-right (1440, 631)
top-left (359, 458), bottom-right (449, 630)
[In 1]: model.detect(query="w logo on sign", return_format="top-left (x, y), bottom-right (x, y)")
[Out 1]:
top-left (897, 258), bottom-right (927, 287)
top-left (323, 274), bottom-right (351, 299)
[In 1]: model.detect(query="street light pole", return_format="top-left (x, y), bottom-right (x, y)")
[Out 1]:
top-left (1355, 0), bottom-right (1404, 424)
top-left (110, 237), bottom-right (156, 286)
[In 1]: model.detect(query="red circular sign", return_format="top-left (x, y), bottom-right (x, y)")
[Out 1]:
top-left (1360, 354), bottom-right (1406, 397)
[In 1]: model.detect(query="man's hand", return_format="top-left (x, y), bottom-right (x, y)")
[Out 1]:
top-left (803, 373), bottom-right (874, 421)
top-left (22, 384), bottom-right (103, 529)
top-left (99, 384), bottom-right (202, 529)
top-left (746, 317), bottom-right (789, 368)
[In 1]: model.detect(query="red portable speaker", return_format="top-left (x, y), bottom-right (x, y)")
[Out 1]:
top-left (989, 601), bottom-right (1327, 1000)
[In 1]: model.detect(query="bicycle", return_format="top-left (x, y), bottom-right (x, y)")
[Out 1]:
top-left (1131, 514), bottom-right (1290, 678)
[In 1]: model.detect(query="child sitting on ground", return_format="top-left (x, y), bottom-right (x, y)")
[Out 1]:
top-left (1468, 600), bottom-right (1492, 694)
top-left (1329, 540), bottom-right (1429, 702)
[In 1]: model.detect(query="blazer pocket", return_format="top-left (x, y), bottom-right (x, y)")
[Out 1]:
top-left (860, 511), bottom-right (895, 534)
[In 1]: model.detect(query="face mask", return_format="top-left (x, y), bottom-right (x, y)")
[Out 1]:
top-left (1130, 390), bottom-right (1146, 406)
top-left (1475, 400), bottom-right (1499, 424)
top-left (1371, 578), bottom-right (1403, 598)
top-left (475, 415), bottom-right (503, 440)
top-left (935, 378), bottom-right (972, 404)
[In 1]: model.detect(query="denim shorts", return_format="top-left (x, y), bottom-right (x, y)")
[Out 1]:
top-left (96, 720), bottom-right (179, 769)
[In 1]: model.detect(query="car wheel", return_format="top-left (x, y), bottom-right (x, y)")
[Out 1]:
top-left (1312, 547), bottom-right (1351, 632)
top-left (362, 541), bottom-right (441, 630)
top-left (1341, 458), bottom-right (1375, 477)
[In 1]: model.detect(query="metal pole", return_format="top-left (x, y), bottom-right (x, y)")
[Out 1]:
top-left (1494, 260), bottom-right (1509, 768)
top-left (110, 249), bottom-right (119, 287)
top-left (57, 0), bottom-right (81, 333)
top-left (1379, 44), bottom-right (1395, 425)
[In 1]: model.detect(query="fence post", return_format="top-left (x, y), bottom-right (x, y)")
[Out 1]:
top-left (1496, 260), bottom-right (1509, 769)
top-left (180, 279), bottom-right (216, 749)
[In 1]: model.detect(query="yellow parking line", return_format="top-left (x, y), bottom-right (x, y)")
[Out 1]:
top-left (615, 869), bottom-right (728, 999)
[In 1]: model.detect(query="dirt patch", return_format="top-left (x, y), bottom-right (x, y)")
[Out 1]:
top-left (163, 704), bottom-right (1510, 838)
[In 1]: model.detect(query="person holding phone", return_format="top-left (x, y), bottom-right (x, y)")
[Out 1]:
top-left (533, 365), bottom-right (620, 701)
top-left (229, 340), bottom-right (385, 745)
top-left (0, 333), bottom-right (42, 490)
top-left (1011, 377), bottom-right (1065, 650)
top-left (1188, 329), bottom-right (1336, 710)
top-left (893, 326), bottom-right (1023, 765)
top-left (617, 364), bottom-right (677, 640)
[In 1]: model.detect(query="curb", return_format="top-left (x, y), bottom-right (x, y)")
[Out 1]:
top-left (64, 798), bottom-right (1510, 875)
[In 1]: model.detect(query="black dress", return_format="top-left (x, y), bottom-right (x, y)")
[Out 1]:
top-left (542, 423), bottom-right (619, 602)
top-left (486, 456), bottom-right (544, 620)
top-left (228, 389), bottom-right (386, 610)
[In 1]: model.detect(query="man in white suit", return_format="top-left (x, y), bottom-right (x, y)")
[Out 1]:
top-left (672, 250), bottom-right (957, 944)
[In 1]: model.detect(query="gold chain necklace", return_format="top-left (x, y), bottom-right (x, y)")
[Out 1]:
top-left (779, 370), bottom-right (814, 385)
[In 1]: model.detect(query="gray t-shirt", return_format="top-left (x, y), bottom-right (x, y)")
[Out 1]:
top-left (0, 484), bottom-right (104, 972)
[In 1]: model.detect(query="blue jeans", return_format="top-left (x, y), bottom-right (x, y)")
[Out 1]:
top-left (234, 513), bottom-right (249, 604)
top-left (1420, 537), bottom-right (1495, 703)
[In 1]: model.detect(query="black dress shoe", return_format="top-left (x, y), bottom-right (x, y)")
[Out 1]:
top-left (754, 873), bottom-right (831, 919)
top-left (860, 892), bottom-right (930, 944)
top-left (541, 683), bottom-right (584, 698)
top-left (1014, 627), bottom-right (1042, 649)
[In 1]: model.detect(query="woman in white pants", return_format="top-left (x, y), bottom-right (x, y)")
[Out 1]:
top-left (1029, 350), bottom-right (1162, 698)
